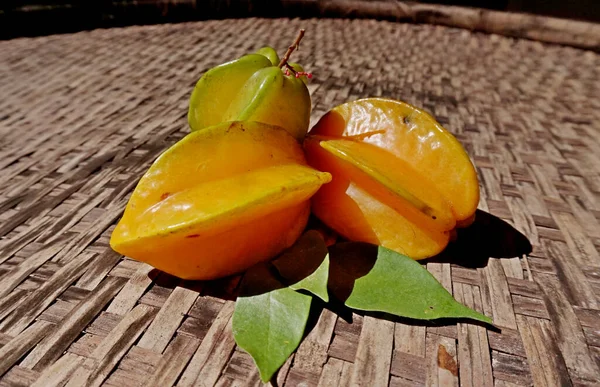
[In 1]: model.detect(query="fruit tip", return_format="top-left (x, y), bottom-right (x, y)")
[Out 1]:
top-left (319, 171), bottom-right (333, 184)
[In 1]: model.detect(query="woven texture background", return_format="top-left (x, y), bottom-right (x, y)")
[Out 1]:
top-left (1, 17), bottom-right (599, 386)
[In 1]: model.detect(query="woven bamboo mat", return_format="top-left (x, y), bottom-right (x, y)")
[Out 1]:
top-left (0, 17), bottom-right (599, 387)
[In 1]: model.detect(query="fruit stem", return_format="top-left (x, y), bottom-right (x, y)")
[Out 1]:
top-left (278, 29), bottom-right (305, 69)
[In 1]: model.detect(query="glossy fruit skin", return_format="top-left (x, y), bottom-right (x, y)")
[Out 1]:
top-left (309, 98), bottom-right (479, 222)
top-left (223, 67), bottom-right (311, 140)
top-left (255, 46), bottom-right (280, 66)
top-left (305, 98), bottom-right (479, 259)
top-left (188, 50), bottom-right (311, 140)
top-left (111, 121), bottom-right (331, 280)
top-left (315, 138), bottom-right (456, 232)
top-left (305, 137), bottom-right (450, 258)
top-left (188, 54), bottom-right (271, 132)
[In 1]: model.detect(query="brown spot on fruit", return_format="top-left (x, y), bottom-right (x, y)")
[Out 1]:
top-left (437, 344), bottom-right (458, 376)
top-left (185, 234), bottom-right (200, 238)
top-left (160, 192), bottom-right (171, 200)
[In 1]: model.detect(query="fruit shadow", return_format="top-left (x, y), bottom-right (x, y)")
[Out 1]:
top-left (318, 210), bottom-right (530, 330)
top-left (148, 270), bottom-right (241, 300)
top-left (147, 256), bottom-right (318, 302)
top-left (149, 209), bottom-right (528, 331)
top-left (149, 230), bottom-right (330, 300)
top-left (319, 243), bottom-right (497, 331)
top-left (427, 209), bottom-right (532, 268)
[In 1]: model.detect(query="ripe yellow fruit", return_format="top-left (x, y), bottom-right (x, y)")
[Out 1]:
top-left (305, 98), bottom-right (479, 259)
top-left (111, 121), bottom-right (331, 280)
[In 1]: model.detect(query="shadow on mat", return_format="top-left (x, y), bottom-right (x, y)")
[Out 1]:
top-left (149, 209), bottom-right (531, 297)
top-left (149, 269), bottom-right (241, 300)
top-left (149, 230), bottom-right (331, 301)
top-left (427, 209), bottom-right (532, 269)
top-left (148, 209), bottom-right (529, 332)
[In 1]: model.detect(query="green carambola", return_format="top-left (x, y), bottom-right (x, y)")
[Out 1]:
top-left (188, 46), bottom-right (311, 140)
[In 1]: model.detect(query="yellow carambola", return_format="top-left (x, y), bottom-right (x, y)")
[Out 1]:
top-left (188, 46), bottom-right (311, 140)
top-left (110, 121), bottom-right (331, 280)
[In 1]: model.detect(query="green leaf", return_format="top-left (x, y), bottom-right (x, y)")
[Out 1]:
top-left (329, 243), bottom-right (492, 324)
top-left (233, 287), bottom-right (312, 382)
top-left (232, 241), bottom-right (321, 384)
top-left (272, 230), bottom-right (329, 302)
top-left (290, 254), bottom-right (329, 302)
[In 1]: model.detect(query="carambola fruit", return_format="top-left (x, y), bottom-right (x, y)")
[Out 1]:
top-left (304, 98), bottom-right (479, 259)
top-left (111, 121), bottom-right (331, 280)
top-left (188, 47), bottom-right (311, 140)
